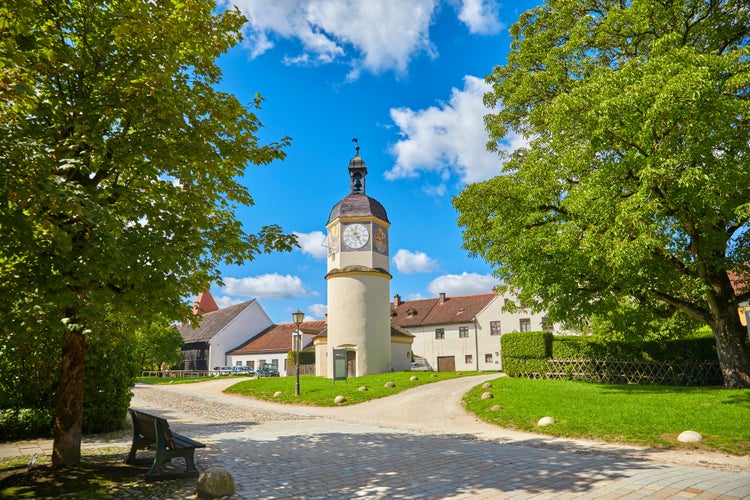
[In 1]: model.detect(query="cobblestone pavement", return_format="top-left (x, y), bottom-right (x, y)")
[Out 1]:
top-left (2, 375), bottom-right (749, 499)
top-left (127, 376), bottom-right (749, 499)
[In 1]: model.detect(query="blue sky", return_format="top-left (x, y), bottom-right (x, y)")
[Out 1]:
top-left (208, 0), bottom-right (540, 323)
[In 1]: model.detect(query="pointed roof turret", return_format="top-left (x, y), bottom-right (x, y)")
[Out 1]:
top-left (328, 140), bottom-right (389, 224)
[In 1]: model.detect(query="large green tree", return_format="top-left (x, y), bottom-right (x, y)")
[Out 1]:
top-left (454, 0), bottom-right (750, 388)
top-left (0, 0), bottom-right (295, 466)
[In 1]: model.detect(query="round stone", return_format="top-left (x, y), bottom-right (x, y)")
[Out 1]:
top-left (197, 466), bottom-right (235, 498)
top-left (410, 375), bottom-right (418, 381)
top-left (358, 386), bottom-right (368, 391)
top-left (677, 430), bottom-right (703, 443)
top-left (334, 395), bottom-right (347, 404)
top-left (537, 416), bottom-right (556, 427)
top-left (384, 381), bottom-right (395, 388)
top-left (490, 405), bottom-right (504, 411)
top-left (273, 391), bottom-right (283, 397)
top-left (482, 382), bottom-right (492, 389)
top-left (481, 391), bottom-right (494, 400)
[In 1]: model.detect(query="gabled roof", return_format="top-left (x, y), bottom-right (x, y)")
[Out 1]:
top-left (179, 299), bottom-right (256, 343)
top-left (228, 320), bottom-right (327, 355)
top-left (391, 293), bottom-right (497, 328)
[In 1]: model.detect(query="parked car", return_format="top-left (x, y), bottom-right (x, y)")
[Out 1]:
top-left (232, 366), bottom-right (255, 376)
top-left (256, 363), bottom-right (279, 377)
top-left (212, 366), bottom-right (233, 376)
top-left (410, 361), bottom-right (429, 371)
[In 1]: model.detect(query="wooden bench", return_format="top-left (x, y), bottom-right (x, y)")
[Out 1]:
top-left (125, 408), bottom-right (206, 481)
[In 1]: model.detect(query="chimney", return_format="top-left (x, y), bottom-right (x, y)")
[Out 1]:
top-left (393, 294), bottom-right (402, 307)
top-left (439, 292), bottom-right (446, 304)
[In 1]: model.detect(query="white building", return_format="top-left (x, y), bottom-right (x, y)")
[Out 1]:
top-left (178, 295), bottom-right (273, 371)
top-left (391, 292), bottom-right (561, 371)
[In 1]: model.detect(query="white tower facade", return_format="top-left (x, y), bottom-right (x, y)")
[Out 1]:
top-left (323, 146), bottom-right (392, 377)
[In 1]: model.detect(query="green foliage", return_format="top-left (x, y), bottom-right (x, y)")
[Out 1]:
top-left (83, 324), bottom-right (139, 434)
top-left (501, 331), bottom-right (552, 359)
top-left (0, 408), bottom-right (54, 441)
top-left (501, 331), bottom-right (553, 376)
top-left (501, 331), bottom-right (718, 383)
top-left (287, 350), bottom-right (316, 367)
top-left (0, 0), bottom-right (297, 461)
top-left (454, 0), bottom-right (750, 387)
top-left (134, 320), bottom-right (184, 371)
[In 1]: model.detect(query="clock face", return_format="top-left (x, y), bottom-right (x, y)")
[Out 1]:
top-left (343, 223), bottom-right (369, 249)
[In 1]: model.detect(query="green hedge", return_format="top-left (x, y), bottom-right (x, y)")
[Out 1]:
top-left (501, 331), bottom-right (719, 385)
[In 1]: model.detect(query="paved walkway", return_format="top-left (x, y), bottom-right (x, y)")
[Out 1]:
top-left (2, 374), bottom-right (749, 499)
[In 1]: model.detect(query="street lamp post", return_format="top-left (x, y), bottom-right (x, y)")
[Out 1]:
top-left (292, 310), bottom-right (304, 396)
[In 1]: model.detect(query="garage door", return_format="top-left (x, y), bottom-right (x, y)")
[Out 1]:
top-left (437, 356), bottom-right (455, 372)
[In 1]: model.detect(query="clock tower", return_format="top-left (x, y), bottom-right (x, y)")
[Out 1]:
top-left (322, 145), bottom-right (392, 377)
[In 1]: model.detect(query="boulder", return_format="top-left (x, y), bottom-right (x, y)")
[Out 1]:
top-left (410, 375), bottom-right (418, 381)
top-left (677, 430), bottom-right (703, 443)
top-left (537, 416), bottom-right (556, 427)
top-left (197, 467), bottom-right (235, 499)
top-left (384, 381), bottom-right (395, 388)
top-left (334, 395), bottom-right (347, 404)
top-left (358, 386), bottom-right (368, 391)
top-left (481, 392), bottom-right (494, 400)
top-left (490, 405), bottom-right (504, 411)
top-left (273, 391), bottom-right (283, 397)
top-left (481, 382), bottom-right (492, 389)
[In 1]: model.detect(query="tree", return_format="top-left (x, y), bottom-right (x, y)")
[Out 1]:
top-left (134, 320), bottom-right (184, 372)
top-left (0, 0), bottom-right (296, 466)
top-left (454, 0), bottom-right (750, 388)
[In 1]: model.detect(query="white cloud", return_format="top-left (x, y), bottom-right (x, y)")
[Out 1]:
top-left (393, 249), bottom-right (438, 274)
top-left (222, 274), bottom-right (307, 299)
top-left (386, 75), bottom-right (528, 188)
top-left (294, 231), bottom-right (328, 259)
top-left (224, 0), bottom-right (438, 79)
top-left (214, 295), bottom-right (247, 309)
top-left (307, 303), bottom-right (328, 320)
top-left (426, 272), bottom-right (500, 296)
top-left (455, 0), bottom-right (503, 35)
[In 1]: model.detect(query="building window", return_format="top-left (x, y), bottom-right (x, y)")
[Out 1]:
top-left (490, 321), bottom-right (501, 335)
top-left (520, 318), bottom-right (531, 332)
top-left (485, 354), bottom-right (493, 363)
top-left (435, 328), bottom-right (445, 340)
top-left (459, 326), bottom-right (469, 338)
top-left (542, 316), bottom-right (553, 331)
top-left (465, 355), bottom-right (473, 364)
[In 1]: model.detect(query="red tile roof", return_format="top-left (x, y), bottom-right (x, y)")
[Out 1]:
top-left (228, 320), bottom-right (327, 355)
top-left (391, 293), bottom-right (497, 328)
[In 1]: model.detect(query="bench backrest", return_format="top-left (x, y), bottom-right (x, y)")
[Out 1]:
top-left (129, 409), bottom-right (176, 449)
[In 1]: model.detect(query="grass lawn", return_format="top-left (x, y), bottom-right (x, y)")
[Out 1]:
top-left (223, 371), bottom-right (468, 405)
top-left (464, 377), bottom-right (750, 455)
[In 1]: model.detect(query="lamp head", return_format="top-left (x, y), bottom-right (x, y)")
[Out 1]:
top-left (292, 310), bottom-right (304, 326)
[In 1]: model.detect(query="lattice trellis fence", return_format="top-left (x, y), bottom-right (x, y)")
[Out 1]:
top-left (518, 358), bottom-right (722, 386)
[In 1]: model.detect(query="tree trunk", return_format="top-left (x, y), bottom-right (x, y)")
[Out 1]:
top-left (52, 328), bottom-right (86, 467)
top-left (710, 305), bottom-right (750, 389)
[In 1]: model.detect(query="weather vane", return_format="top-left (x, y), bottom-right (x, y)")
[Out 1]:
top-left (352, 137), bottom-right (359, 154)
